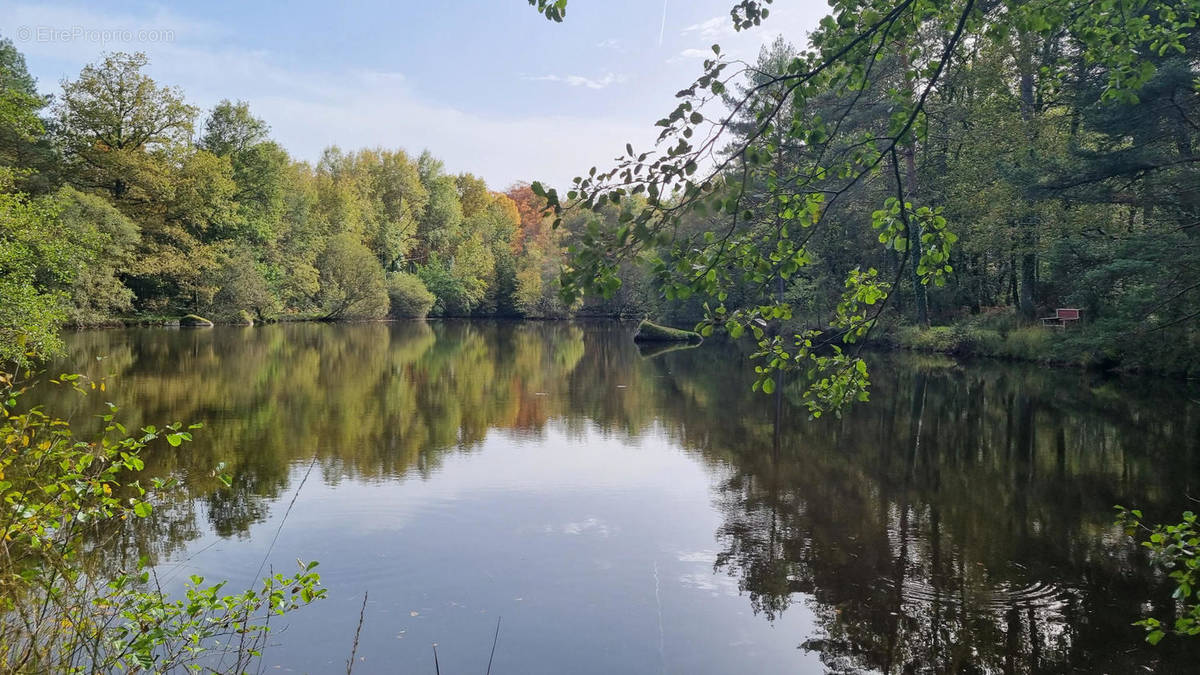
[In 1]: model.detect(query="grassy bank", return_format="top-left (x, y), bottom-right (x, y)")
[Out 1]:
top-left (876, 310), bottom-right (1198, 377)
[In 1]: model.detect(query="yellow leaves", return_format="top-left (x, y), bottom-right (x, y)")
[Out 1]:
top-left (102, 483), bottom-right (112, 496)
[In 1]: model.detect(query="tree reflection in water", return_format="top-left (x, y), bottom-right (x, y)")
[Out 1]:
top-left (41, 321), bottom-right (1200, 672)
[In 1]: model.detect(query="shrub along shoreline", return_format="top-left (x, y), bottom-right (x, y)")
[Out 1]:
top-left (871, 317), bottom-right (1192, 377)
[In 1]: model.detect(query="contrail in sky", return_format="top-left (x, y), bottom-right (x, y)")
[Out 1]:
top-left (658, 0), bottom-right (667, 46)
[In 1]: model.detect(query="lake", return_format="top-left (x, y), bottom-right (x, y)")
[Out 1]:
top-left (42, 320), bottom-right (1200, 673)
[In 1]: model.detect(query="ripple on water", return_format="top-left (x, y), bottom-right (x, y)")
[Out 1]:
top-left (882, 575), bottom-right (1075, 616)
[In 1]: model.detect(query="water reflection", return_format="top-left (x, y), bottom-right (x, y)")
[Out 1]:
top-left (44, 321), bottom-right (1200, 672)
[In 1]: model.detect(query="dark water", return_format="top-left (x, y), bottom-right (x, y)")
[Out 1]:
top-left (42, 321), bottom-right (1200, 673)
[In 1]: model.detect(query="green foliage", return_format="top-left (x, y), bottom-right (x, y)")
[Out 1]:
top-left (207, 246), bottom-right (280, 321)
top-left (894, 320), bottom-right (1063, 362)
top-left (55, 52), bottom-right (196, 204)
top-left (199, 99), bottom-right (270, 156)
top-left (0, 279), bottom-right (63, 367)
top-left (0, 42), bottom-right (703, 329)
top-left (531, 0), bottom-right (1200, 404)
top-left (0, 177), bottom-right (74, 365)
top-left (387, 272), bottom-right (436, 318)
top-left (0, 371), bottom-right (324, 672)
top-left (0, 39), bottom-right (41, 138)
top-left (53, 187), bottom-right (139, 325)
top-left (528, 0), bottom-right (568, 22)
top-left (1116, 507), bottom-right (1200, 645)
top-left (417, 253), bottom-right (474, 317)
top-left (316, 233), bottom-right (389, 320)
top-left (731, 267), bottom-right (889, 416)
top-left (896, 325), bottom-right (959, 352)
top-left (0, 38), bottom-right (49, 186)
top-left (1000, 326), bottom-right (1053, 361)
top-left (513, 253), bottom-right (574, 318)
top-left (0, 2), bottom-right (1196, 367)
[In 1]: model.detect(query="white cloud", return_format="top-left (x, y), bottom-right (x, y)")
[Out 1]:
top-left (4, 2), bottom-right (651, 190)
top-left (677, 48), bottom-right (711, 59)
top-left (5, 1), bottom-right (827, 192)
top-left (675, 5), bottom-right (829, 63)
top-left (252, 81), bottom-right (650, 190)
top-left (681, 16), bottom-right (731, 38)
top-left (524, 72), bottom-right (627, 90)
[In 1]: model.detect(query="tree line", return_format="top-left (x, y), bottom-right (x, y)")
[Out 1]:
top-left (4, 0), bottom-right (1200, 380)
top-left (534, 0), bottom-right (1199, 383)
top-left (0, 45), bottom-right (637, 366)
top-left (711, 28), bottom-right (1198, 375)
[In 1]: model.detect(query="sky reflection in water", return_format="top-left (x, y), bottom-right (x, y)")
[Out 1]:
top-left (43, 321), bottom-right (1200, 673)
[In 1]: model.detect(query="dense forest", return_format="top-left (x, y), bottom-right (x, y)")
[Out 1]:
top-left (1, 0), bottom-right (1199, 376)
top-left (0, 44), bottom-right (631, 366)
top-left (715, 31), bottom-right (1200, 376)
top-left (536, 0), bottom-right (1200, 381)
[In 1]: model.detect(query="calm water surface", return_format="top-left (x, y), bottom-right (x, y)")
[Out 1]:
top-left (44, 321), bottom-right (1200, 673)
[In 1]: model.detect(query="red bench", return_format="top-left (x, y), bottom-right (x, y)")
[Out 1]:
top-left (1040, 308), bottom-right (1081, 327)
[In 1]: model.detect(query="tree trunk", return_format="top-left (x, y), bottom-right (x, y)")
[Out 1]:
top-left (1009, 256), bottom-right (1019, 306)
top-left (970, 254), bottom-right (982, 313)
top-left (1015, 33), bottom-right (1042, 321)
top-left (1019, 252), bottom-right (1037, 320)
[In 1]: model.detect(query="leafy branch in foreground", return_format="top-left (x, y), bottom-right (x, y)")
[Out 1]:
top-left (527, 0), bottom-right (568, 22)
top-left (1116, 506), bottom-right (1200, 645)
top-left (530, 0), bottom-right (1200, 412)
top-left (0, 370), bottom-right (324, 673)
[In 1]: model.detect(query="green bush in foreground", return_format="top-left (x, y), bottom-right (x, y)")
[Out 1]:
top-left (1116, 507), bottom-right (1200, 645)
top-left (0, 371), bottom-right (324, 673)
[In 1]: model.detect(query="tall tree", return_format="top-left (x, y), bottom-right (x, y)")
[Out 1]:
top-left (55, 52), bottom-right (196, 205)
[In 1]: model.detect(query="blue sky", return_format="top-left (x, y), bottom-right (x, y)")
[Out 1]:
top-left (3, 1), bottom-right (826, 189)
